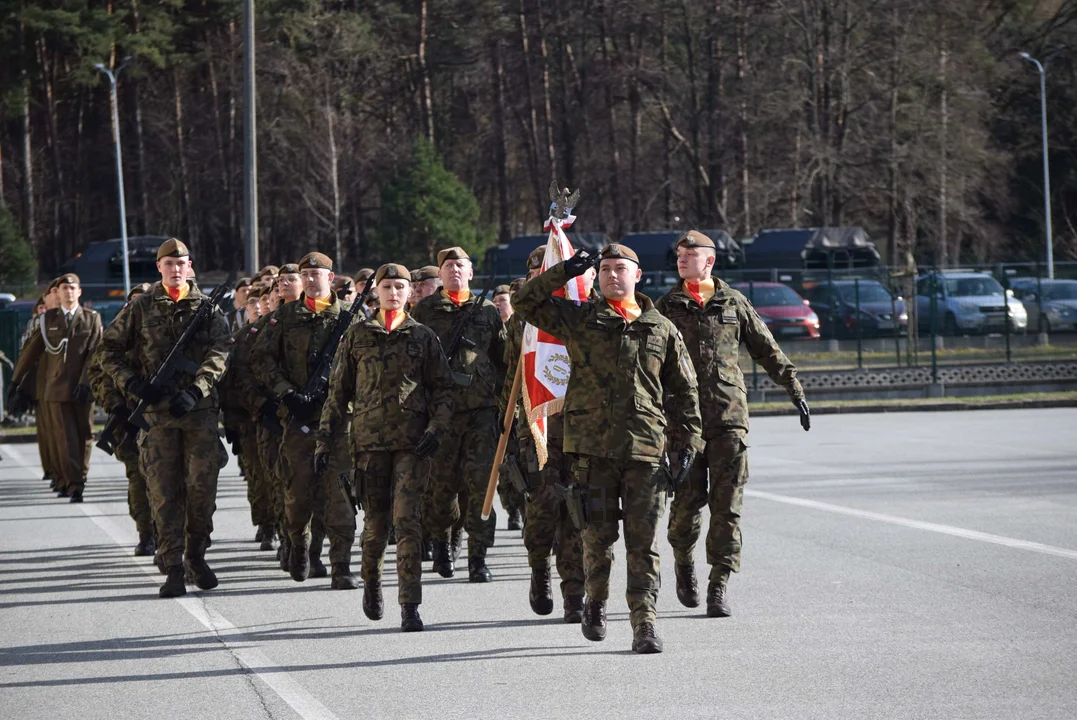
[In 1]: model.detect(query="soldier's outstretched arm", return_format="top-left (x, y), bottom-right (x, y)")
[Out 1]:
top-left (661, 329), bottom-right (705, 454)
top-left (98, 299), bottom-right (141, 390)
top-left (316, 326), bottom-right (357, 455)
top-left (77, 312), bottom-right (104, 388)
top-left (190, 309), bottom-right (233, 398)
top-left (250, 311), bottom-right (295, 399)
top-left (739, 296), bottom-right (805, 401)
top-left (512, 262), bottom-right (587, 340)
top-left (424, 331), bottom-right (457, 438)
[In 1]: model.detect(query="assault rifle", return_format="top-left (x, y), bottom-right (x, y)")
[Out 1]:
top-left (442, 274), bottom-right (498, 387)
top-left (97, 271), bottom-right (237, 455)
top-left (286, 275), bottom-right (376, 436)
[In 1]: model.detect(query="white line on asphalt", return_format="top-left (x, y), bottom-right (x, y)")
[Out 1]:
top-left (747, 489), bottom-right (1077, 561)
top-left (0, 443), bottom-right (341, 720)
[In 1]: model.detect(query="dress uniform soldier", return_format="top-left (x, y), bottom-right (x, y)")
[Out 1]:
top-left (10, 280), bottom-right (60, 487)
top-left (10, 273), bottom-right (103, 501)
top-left (251, 252), bottom-right (357, 587)
top-left (513, 243), bottom-right (703, 654)
top-left (655, 230), bottom-right (810, 617)
top-left (88, 283), bottom-right (155, 554)
top-left (318, 263), bottom-right (455, 631)
top-left (97, 239), bottom-right (232, 598)
top-left (411, 247), bottom-right (507, 583)
top-left (230, 278), bottom-right (252, 330)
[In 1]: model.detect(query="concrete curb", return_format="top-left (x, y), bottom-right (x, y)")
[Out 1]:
top-left (751, 397), bottom-right (1077, 417)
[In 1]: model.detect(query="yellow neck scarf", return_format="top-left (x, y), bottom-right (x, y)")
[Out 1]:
top-left (606, 297), bottom-right (642, 323)
top-left (445, 289), bottom-right (471, 307)
top-left (165, 283), bottom-right (190, 303)
top-left (305, 295), bottom-right (332, 313)
top-left (685, 278), bottom-right (715, 306)
top-left (379, 309), bottom-right (406, 331)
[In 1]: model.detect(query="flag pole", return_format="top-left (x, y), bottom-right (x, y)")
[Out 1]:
top-left (481, 355), bottom-right (525, 520)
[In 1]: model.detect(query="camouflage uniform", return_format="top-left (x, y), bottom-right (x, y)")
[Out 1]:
top-left (96, 281), bottom-right (232, 570)
top-left (655, 276), bottom-right (803, 583)
top-left (318, 313), bottom-right (455, 604)
top-left (513, 261), bottom-right (703, 629)
top-left (501, 313), bottom-right (584, 600)
top-left (410, 289), bottom-right (506, 564)
top-left (250, 292), bottom-right (356, 569)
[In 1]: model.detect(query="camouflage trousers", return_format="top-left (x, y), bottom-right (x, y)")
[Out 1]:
top-left (258, 425), bottom-right (287, 532)
top-left (357, 451), bottom-right (428, 604)
top-left (277, 425), bottom-right (355, 564)
top-left (40, 401), bottom-right (92, 491)
top-left (116, 433), bottom-right (153, 537)
top-left (667, 430), bottom-right (748, 582)
top-left (521, 436), bottom-right (584, 599)
top-left (572, 454), bottom-right (667, 628)
top-left (138, 409), bottom-right (221, 568)
top-left (239, 425), bottom-right (274, 527)
top-left (422, 406), bottom-right (498, 556)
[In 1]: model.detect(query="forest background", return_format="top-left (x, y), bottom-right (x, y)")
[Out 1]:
top-left (3, 0), bottom-right (1077, 280)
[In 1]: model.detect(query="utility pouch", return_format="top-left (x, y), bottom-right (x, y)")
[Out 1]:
top-left (565, 483), bottom-right (587, 530)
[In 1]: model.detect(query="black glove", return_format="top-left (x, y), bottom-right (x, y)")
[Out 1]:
top-left (563, 249), bottom-right (600, 279)
top-left (259, 397), bottom-right (279, 418)
top-left (795, 398), bottom-right (811, 431)
top-left (415, 430), bottom-right (440, 459)
top-left (283, 391), bottom-right (313, 419)
top-left (224, 427), bottom-right (241, 455)
top-left (673, 448), bottom-right (697, 488)
top-left (7, 384), bottom-right (32, 415)
top-left (125, 375), bottom-right (163, 404)
top-left (313, 450), bottom-right (331, 477)
top-left (168, 387), bottom-right (202, 417)
top-left (72, 384), bottom-right (92, 405)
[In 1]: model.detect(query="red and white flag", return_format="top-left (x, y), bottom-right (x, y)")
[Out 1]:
top-left (521, 214), bottom-right (587, 468)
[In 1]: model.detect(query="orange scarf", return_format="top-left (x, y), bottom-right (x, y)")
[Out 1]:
top-left (379, 309), bottom-right (406, 331)
top-left (684, 278), bottom-right (715, 307)
top-left (445, 289), bottom-right (471, 307)
top-left (606, 297), bottom-right (642, 323)
top-left (305, 295), bottom-right (332, 313)
top-left (165, 283), bottom-right (190, 303)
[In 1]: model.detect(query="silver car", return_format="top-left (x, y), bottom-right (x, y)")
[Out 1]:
top-left (1010, 279), bottom-right (1077, 333)
top-left (916, 272), bottom-right (1028, 335)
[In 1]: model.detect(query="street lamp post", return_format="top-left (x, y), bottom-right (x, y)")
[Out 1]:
top-left (1019, 52), bottom-right (1054, 280)
top-left (94, 59), bottom-right (132, 295)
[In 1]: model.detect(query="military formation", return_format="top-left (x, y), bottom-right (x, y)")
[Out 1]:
top-left (6, 226), bottom-right (810, 653)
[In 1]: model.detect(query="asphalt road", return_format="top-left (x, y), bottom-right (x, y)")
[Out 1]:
top-left (1, 409), bottom-right (1074, 720)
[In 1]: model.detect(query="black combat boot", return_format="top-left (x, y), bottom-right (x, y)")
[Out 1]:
top-left (363, 579), bottom-right (384, 620)
top-left (331, 563), bottom-right (359, 590)
top-left (289, 542), bottom-right (310, 582)
top-left (675, 563), bottom-right (700, 608)
top-left (254, 526), bottom-right (264, 543)
top-left (581, 598), bottom-right (607, 641)
top-left (631, 622), bottom-right (664, 654)
top-left (308, 549), bottom-right (328, 578)
top-left (134, 533), bottom-right (156, 557)
top-left (159, 565), bottom-right (187, 598)
top-left (468, 556), bottom-right (492, 583)
top-left (69, 488), bottom-right (83, 503)
top-left (421, 539), bottom-right (433, 562)
top-left (529, 565), bottom-right (554, 615)
top-left (706, 575), bottom-right (731, 618)
top-left (432, 541), bottom-right (454, 578)
top-left (400, 603), bottom-right (424, 632)
top-left (563, 595), bottom-right (584, 624)
top-left (56, 486), bottom-right (70, 498)
top-left (278, 535), bottom-right (292, 573)
top-left (48, 478), bottom-right (57, 491)
top-left (185, 538), bottom-right (219, 590)
top-left (450, 526), bottom-right (463, 562)
top-left (259, 524), bottom-right (277, 552)
top-left (154, 553), bottom-right (166, 575)
top-left (387, 525), bottom-right (397, 546)
top-left (507, 509), bottom-right (523, 532)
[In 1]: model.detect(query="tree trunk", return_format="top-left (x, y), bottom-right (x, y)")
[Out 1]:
top-left (599, 5), bottom-right (622, 238)
top-left (536, 6), bottom-right (557, 182)
top-left (735, 0), bottom-right (749, 235)
top-left (418, 0), bottom-right (435, 146)
top-left (173, 68), bottom-right (195, 247)
top-left (491, 39), bottom-right (512, 244)
top-left (326, 92), bottom-right (342, 270)
top-left (518, 0), bottom-right (545, 219)
top-left (938, 43), bottom-right (949, 267)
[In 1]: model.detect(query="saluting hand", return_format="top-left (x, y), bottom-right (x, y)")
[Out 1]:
top-left (563, 250), bottom-right (601, 279)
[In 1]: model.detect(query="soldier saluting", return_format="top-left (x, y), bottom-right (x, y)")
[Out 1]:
top-left (656, 230), bottom-right (809, 617)
top-left (317, 263), bottom-right (455, 631)
top-left (96, 239), bottom-right (232, 598)
top-left (513, 243), bottom-right (703, 654)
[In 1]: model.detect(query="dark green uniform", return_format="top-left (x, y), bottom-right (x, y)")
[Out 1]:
top-left (513, 262), bottom-right (703, 629)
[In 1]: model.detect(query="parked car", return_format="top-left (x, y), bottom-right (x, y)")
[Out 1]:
top-left (915, 271), bottom-right (1027, 335)
top-left (1009, 278), bottom-right (1077, 333)
top-left (803, 280), bottom-right (908, 338)
top-left (730, 282), bottom-right (820, 339)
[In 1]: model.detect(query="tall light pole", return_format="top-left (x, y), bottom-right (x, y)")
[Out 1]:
top-left (243, 0), bottom-right (259, 275)
top-left (1019, 52), bottom-right (1054, 280)
top-left (95, 58), bottom-right (133, 295)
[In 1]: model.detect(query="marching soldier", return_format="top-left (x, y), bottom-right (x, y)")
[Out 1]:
top-left (10, 273), bottom-right (102, 501)
top-left (411, 247), bottom-right (507, 582)
top-left (513, 243), bottom-right (703, 654)
top-left (492, 283), bottom-right (525, 532)
top-left (251, 252), bottom-right (357, 588)
top-left (655, 230), bottom-right (810, 617)
top-left (318, 263), bottom-right (455, 631)
top-left (88, 282), bottom-right (155, 554)
top-left (97, 239), bottom-right (232, 598)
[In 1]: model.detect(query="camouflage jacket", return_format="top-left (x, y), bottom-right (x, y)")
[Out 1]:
top-left (13, 306), bottom-right (102, 402)
top-left (500, 313), bottom-right (564, 443)
top-left (410, 289), bottom-right (507, 412)
top-left (655, 276), bottom-right (804, 435)
top-left (251, 293), bottom-right (343, 418)
top-left (223, 315), bottom-right (276, 423)
top-left (317, 313), bottom-right (455, 454)
top-left (97, 281), bottom-right (232, 414)
top-left (513, 263), bottom-right (703, 463)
